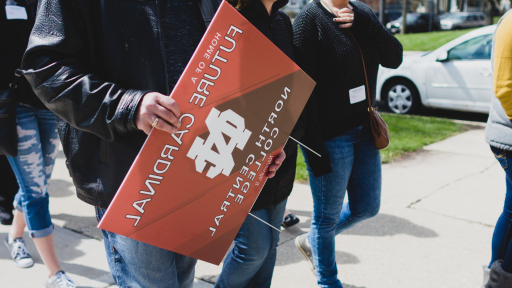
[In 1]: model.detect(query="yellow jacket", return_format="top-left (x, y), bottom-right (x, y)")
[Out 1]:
top-left (494, 13), bottom-right (512, 119)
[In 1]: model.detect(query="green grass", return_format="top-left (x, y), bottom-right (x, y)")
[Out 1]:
top-left (395, 28), bottom-right (478, 51)
top-left (295, 114), bottom-right (467, 181)
top-left (379, 113), bottom-right (467, 163)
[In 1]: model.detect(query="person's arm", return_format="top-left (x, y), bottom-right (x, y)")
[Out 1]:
top-left (335, 2), bottom-right (403, 69)
top-left (494, 13), bottom-right (512, 119)
top-left (22, 0), bottom-right (181, 141)
top-left (293, 10), bottom-right (332, 177)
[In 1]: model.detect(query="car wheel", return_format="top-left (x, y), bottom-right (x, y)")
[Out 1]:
top-left (383, 80), bottom-right (421, 114)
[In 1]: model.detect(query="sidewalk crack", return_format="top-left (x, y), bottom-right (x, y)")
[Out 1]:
top-left (407, 162), bottom-right (497, 208)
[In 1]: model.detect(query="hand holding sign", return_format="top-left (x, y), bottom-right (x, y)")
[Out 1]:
top-left (99, 2), bottom-right (315, 265)
top-left (267, 150), bottom-right (286, 179)
top-left (136, 92), bottom-right (182, 135)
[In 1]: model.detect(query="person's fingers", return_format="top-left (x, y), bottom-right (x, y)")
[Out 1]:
top-left (340, 23), bottom-right (353, 28)
top-left (267, 151), bottom-right (286, 178)
top-left (152, 115), bottom-right (179, 135)
top-left (275, 150), bottom-right (286, 165)
top-left (140, 123), bottom-right (151, 135)
top-left (333, 17), bottom-right (354, 23)
top-left (152, 104), bottom-right (181, 128)
top-left (156, 95), bottom-right (181, 120)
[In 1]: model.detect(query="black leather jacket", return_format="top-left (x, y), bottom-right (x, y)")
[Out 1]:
top-left (22, 0), bottom-right (221, 209)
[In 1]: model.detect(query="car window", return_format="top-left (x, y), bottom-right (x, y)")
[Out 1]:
top-left (446, 14), bottom-right (466, 20)
top-left (447, 34), bottom-right (493, 60)
top-left (479, 15), bottom-right (485, 21)
top-left (470, 15), bottom-right (478, 21)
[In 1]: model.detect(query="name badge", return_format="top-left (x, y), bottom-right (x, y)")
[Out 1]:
top-left (349, 85), bottom-right (366, 104)
top-left (5, 5), bottom-right (28, 20)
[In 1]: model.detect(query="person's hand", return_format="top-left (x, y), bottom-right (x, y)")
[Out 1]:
top-left (267, 150), bottom-right (286, 178)
top-left (333, 7), bottom-right (354, 28)
top-left (136, 92), bottom-right (182, 135)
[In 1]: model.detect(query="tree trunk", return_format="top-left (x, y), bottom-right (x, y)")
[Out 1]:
top-left (379, 0), bottom-right (386, 24)
top-left (401, 0), bottom-right (407, 34)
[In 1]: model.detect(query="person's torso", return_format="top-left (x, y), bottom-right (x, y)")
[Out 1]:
top-left (300, 1), bottom-right (380, 123)
top-left (161, 0), bottom-right (205, 92)
top-left (50, 0), bottom-right (219, 208)
top-left (238, 0), bottom-right (298, 211)
top-left (1, 0), bottom-right (44, 108)
top-left (486, 10), bottom-right (512, 150)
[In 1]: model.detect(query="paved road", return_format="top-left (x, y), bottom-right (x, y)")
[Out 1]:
top-left (0, 126), bottom-right (500, 288)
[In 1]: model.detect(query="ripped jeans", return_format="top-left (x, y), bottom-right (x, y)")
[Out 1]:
top-left (7, 104), bottom-right (59, 238)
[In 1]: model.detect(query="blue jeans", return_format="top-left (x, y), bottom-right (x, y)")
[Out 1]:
top-left (215, 200), bottom-right (287, 288)
top-left (489, 146), bottom-right (512, 273)
top-left (7, 104), bottom-right (59, 238)
top-left (95, 208), bottom-right (197, 288)
top-left (302, 126), bottom-right (381, 288)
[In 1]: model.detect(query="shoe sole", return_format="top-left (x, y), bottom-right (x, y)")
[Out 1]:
top-left (295, 235), bottom-right (315, 275)
top-left (4, 238), bottom-right (34, 268)
top-left (282, 219), bottom-right (300, 228)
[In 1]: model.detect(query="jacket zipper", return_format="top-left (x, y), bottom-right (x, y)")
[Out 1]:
top-left (155, 0), bottom-right (170, 95)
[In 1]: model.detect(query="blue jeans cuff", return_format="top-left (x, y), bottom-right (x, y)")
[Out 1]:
top-left (30, 224), bottom-right (54, 239)
top-left (14, 203), bottom-right (23, 212)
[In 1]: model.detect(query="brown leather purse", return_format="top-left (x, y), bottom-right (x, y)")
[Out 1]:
top-left (347, 30), bottom-right (390, 150)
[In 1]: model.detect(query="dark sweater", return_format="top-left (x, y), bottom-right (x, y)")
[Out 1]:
top-left (238, 0), bottom-right (302, 211)
top-left (293, 0), bottom-right (403, 177)
top-left (161, 0), bottom-right (205, 92)
top-left (1, 0), bottom-right (46, 109)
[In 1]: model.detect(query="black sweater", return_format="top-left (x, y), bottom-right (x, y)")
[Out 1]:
top-left (293, 0), bottom-right (403, 177)
top-left (238, 0), bottom-right (303, 211)
top-left (1, 0), bottom-right (45, 109)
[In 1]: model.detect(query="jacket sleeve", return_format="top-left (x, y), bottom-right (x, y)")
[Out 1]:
top-left (351, 3), bottom-right (403, 69)
top-left (293, 9), bottom-right (333, 177)
top-left (494, 13), bottom-right (512, 119)
top-left (22, 0), bottom-right (149, 142)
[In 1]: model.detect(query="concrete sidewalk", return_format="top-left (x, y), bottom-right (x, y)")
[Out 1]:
top-left (0, 127), bottom-right (501, 287)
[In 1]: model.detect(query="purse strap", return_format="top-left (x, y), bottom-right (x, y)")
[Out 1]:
top-left (346, 29), bottom-right (374, 111)
top-left (318, 0), bottom-right (373, 111)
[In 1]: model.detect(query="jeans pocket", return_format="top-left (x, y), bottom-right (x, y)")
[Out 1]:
top-left (491, 146), bottom-right (508, 169)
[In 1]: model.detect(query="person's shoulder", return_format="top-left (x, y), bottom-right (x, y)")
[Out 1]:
top-left (350, 1), bottom-right (375, 15)
top-left (276, 9), bottom-right (291, 21)
top-left (496, 12), bottom-right (512, 40)
top-left (296, 2), bottom-right (323, 17)
top-left (499, 11), bottom-right (512, 25)
top-left (295, 2), bottom-right (323, 24)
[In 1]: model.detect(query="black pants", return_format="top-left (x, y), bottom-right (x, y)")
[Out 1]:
top-left (0, 155), bottom-right (18, 218)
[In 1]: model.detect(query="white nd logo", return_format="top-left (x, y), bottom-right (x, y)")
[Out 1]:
top-left (187, 108), bottom-right (252, 178)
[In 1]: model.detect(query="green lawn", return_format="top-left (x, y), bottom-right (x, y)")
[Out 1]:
top-left (395, 28), bottom-right (478, 51)
top-left (295, 114), bottom-right (467, 181)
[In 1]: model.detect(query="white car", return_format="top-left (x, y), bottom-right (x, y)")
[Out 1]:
top-left (377, 25), bottom-right (496, 114)
top-left (440, 12), bottom-right (487, 30)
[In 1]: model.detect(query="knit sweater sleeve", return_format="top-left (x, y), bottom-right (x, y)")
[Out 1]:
top-left (350, 2), bottom-right (403, 69)
top-left (293, 8), bottom-right (333, 177)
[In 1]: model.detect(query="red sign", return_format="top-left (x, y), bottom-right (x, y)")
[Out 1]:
top-left (98, 1), bottom-right (315, 265)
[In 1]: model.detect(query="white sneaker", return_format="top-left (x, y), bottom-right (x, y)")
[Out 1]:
top-left (45, 271), bottom-right (76, 288)
top-left (4, 236), bottom-right (34, 268)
